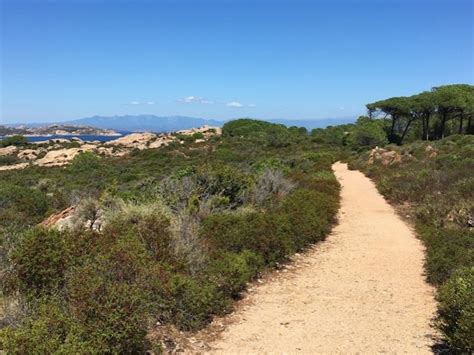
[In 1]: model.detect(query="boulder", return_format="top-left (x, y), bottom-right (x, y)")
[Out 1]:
top-left (176, 125), bottom-right (222, 137)
top-left (40, 206), bottom-right (76, 230)
top-left (107, 132), bottom-right (157, 150)
top-left (0, 145), bottom-right (18, 156)
top-left (425, 145), bottom-right (438, 158)
top-left (149, 136), bottom-right (174, 149)
top-left (17, 148), bottom-right (46, 161)
top-left (368, 147), bottom-right (402, 166)
top-left (35, 145), bottom-right (96, 167)
top-left (0, 163), bottom-right (29, 171)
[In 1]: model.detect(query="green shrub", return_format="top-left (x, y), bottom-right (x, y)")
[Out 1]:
top-left (0, 184), bottom-right (49, 225)
top-left (64, 234), bottom-right (155, 353)
top-left (200, 211), bottom-right (293, 265)
top-left (418, 225), bottom-right (474, 286)
top-left (104, 202), bottom-right (173, 262)
top-left (207, 251), bottom-right (263, 298)
top-left (10, 228), bottom-right (70, 296)
top-left (0, 135), bottom-right (27, 147)
top-left (265, 125), bottom-right (291, 147)
top-left (176, 134), bottom-right (195, 143)
top-left (168, 275), bottom-right (227, 330)
top-left (346, 116), bottom-right (388, 150)
top-left (290, 170), bottom-right (340, 196)
top-left (278, 189), bottom-right (339, 250)
top-left (437, 267), bottom-right (474, 352)
top-left (196, 165), bottom-right (252, 205)
top-left (302, 152), bottom-right (336, 171)
top-left (222, 119), bottom-right (274, 138)
top-left (0, 154), bottom-right (21, 166)
top-left (253, 158), bottom-right (290, 174)
top-left (0, 299), bottom-right (93, 354)
top-left (70, 152), bottom-right (101, 173)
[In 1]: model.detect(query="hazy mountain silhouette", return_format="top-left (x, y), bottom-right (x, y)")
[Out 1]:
top-left (5, 115), bottom-right (357, 132)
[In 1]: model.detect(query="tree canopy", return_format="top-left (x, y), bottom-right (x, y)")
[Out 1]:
top-left (367, 84), bottom-right (473, 144)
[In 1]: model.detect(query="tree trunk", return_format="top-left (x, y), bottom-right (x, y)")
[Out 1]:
top-left (459, 114), bottom-right (464, 134)
top-left (400, 118), bottom-right (414, 144)
top-left (425, 113), bottom-right (431, 141)
top-left (421, 115), bottom-right (427, 140)
top-left (440, 111), bottom-right (448, 139)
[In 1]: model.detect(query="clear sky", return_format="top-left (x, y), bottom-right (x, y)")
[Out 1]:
top-left (1, 0), bottom-right (473, 123)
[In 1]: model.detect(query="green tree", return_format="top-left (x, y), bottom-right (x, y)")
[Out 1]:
top-left (0, 135), bottom-right (28, 147)
top-left (347, 116), bottom-right (388, 149)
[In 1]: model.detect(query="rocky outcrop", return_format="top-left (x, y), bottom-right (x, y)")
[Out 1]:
top-left (17, 148), bottom-right (47, 161)
top-left (35, 145), bottom-right (96, 167)
top-left (368, 147), bottom-right (402, 166)
top-left (0, 145), bottom-right (18, 156)
top-left (177, 125), bottom-right (222, 137)
top-left (40, 205), bottom-right (104, 231)
top-left (40, 206), bottom-right (76, 230)
top-left (1, 126), bottom-right (222, 171)
top-left (0, 163), bottom-right (29, 171)
top-left (425, 145), bottom-right (438, 158)
top-left (106, 132), bottom-right (158, 150)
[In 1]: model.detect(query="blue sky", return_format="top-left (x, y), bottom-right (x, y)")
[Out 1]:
top-left (1, 0), bottom-right (473, 123)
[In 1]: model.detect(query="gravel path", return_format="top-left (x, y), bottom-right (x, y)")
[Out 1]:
top-left (206, 162), bottom-right (437, 353)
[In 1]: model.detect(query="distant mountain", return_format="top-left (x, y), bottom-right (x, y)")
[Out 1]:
top-left (5, 115), bottom-right (357, 133)
top-left (65, 115), bottom-right (224, 132)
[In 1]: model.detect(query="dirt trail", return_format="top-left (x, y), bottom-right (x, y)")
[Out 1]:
top-left (205, 162), bottom-right (437, 354)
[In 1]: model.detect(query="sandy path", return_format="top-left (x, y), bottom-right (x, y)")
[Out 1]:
top-left (206, 162), bottom-right (437, 354)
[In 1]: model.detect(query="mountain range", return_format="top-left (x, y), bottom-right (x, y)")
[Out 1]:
top-left (6, 115), bottom-right (357, 133)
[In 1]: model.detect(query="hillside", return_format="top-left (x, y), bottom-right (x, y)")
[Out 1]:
top-left (5, 116), bottom-right (357, 133)
top-left (1, 84), bottom-right (473, 353)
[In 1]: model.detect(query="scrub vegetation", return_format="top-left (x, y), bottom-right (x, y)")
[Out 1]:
top-left (0, 83), bottom-right (472, 353)
top-left (0, 119), bottom-right (340, 352)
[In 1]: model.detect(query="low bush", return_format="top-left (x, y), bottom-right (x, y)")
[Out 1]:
top-left (0, 184), bottom-right (50, 225)
top-left (0, 135), bottom-right (27, 147)
top-left (200, 211), bottom-right (293, 265)
top-left (207, 251), bottom-right (263, 298)
top-left (104, 201), bottom-right (173, 262)
top-left (9, 228), bottom-right (70, 297)
top-left (417, 225), bottom-right (474, 286)
top-left (167, 275), bottom-right (227, 331)
top-left (0, 118), bottom-right (341, 352)
top-left (436, 267), bottom-right (474, 352)
top-left (0, 299), bottom-right (94, 354)
top-left (251, 168), bottom-right (295, 206)
top-left (277, 189), bottom-right (339, 250)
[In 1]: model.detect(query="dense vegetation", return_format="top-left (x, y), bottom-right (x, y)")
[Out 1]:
top-left (0, 119), bottom-right (340, 352)
top-left (0, 135), bottom-right (28, 148)
top-left (312, 84), bottom-right (474, 149)
top-left (350, 135), bottom-right (474, 352)
top-left (1, 83), bottom-right (472, 352)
